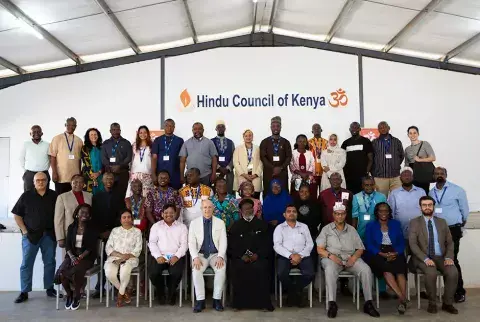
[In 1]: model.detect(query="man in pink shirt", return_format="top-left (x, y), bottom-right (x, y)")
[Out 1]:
top-left (148, 203), bottom-right (188, 305)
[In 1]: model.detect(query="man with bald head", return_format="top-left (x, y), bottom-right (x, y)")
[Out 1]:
top-left (188, 199), bottom-right (227, 313)
top-left (20, 125), bottom-right (50, 191)
top-left (371, 121), bottom-right (404, 197)
top-left (12, 172), bottom-right (59, 303)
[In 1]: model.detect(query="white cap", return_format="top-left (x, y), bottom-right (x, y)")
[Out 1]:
top-left (216, 120), bottom-right (225, 126)
top-left (333, 203), bottom-right (346, 212)
top-left (401, 166), bottom-right (413, 174)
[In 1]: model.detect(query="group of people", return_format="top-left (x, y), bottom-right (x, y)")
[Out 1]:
top-left (12, 115), bottom-right (469, 317)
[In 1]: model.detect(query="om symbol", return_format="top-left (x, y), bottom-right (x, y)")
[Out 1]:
top-left (329, 88), bottom-right (348, 108)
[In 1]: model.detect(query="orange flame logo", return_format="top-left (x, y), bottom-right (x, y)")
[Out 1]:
top-left (329, 88), bottom-right (348, 108)
top-left (180, 89), bottom-right (191, 108)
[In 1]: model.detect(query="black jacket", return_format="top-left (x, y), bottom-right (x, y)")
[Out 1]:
top-left (92, 190), bottom-right (125, 234)
top-left (65, 222), bottom-right (99, 262)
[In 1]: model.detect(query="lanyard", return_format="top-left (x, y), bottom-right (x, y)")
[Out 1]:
top-left (271, 136), bottom-right (281, 156)
top-left (215, 137), bottom-right (227, 155)
top-left (139, 146), bottom-right (146, 162)
top-left (246, 147), bottom-right (253, 163)
top-left (362, 192), bottom-right (376, 211)
top-left (111, 140), bottom-right (120, 156)
top-left (190, 185), bottom-right (201, 206)
top-left (331, 188), bottom-right (341, 201)
top-left (434, 187), bottom-right (448, 205)
top-left (130, 196), bottom-right (143, 219)
top-left (164, 135), bottom-right (174, 156)
top-left (64, 133), bottom-right (74, 153)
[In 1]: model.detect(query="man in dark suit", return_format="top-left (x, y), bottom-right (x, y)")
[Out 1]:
top-left (408, 196), bottom-right (458, 314)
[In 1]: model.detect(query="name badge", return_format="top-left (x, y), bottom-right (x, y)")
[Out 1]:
top-left (273, 156), bottom-right (280, 162)
top-left (68, 154), bottom-right (75, 160)
top-left (201, 195), bottom-right (208, 200)
top-left (163, 155), bottom-right (170, 161)
top-left (110, 157), bottom-right (116, 162)
top-left (363, 214), bottom-right (371, 221)
top-left (385, 154), bottom-right (392, 159)
top-left (247, 164), bottom-right (254, 170)
top-left (341, 192), bottom-right (349, 200)
top-left (184, 196), bottom-right (192, 201)
top-left (435, 208), bottom-right (443, 214)
top-left (219, 156), bottom-right (226, 162)
top-left (134, 219), bottom-right (141, 225)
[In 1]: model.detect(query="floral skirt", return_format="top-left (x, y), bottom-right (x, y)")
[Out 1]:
top-left (126, 172), bottom-right (154, 198)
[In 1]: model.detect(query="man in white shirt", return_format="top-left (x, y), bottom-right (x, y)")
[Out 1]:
top-left (188, 199), bottom-right (227, 313)
top-left (20, 125), bottom-right (50, 191)
top-left (149, 203), bottom-right (188, 306)
top-left (274, 204), bottom-right (314, 307)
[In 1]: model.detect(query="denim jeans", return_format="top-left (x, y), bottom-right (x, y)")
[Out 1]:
top-left (20, 234), bottom-right (56, 293)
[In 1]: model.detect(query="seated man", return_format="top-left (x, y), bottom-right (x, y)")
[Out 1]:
top-left (273, 204), bottom-right (314, 307)
top-left (408, 196), bottom-right (459, 314)
top-left (189, 199), bottom-right (227, 313)
top-left (149, 203), bottom-right (188, 305)
top-left (317, 204), bottom-right (380, 318)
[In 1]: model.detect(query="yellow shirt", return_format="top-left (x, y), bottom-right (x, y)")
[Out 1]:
top-left (48, 133), bottom-right (83, 183)
top-left (308, 137), bottom-right (328, 176)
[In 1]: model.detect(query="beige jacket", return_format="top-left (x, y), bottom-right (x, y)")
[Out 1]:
top-left (233, 143), bottom-right (263, 192)
top-left (54, 190), bottom-right (92, 241)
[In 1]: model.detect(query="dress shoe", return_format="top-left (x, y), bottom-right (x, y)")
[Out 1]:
top-left (46, 288), bottom-right (62, 298)
top-left (363, 300), bottom-right (380, 318)
top-left (193, 300), bottom-right (206, 313)
top-left (213, 299), bottom-right (224, 312)
top-left (454, 293), bottom-right (466, 303)
top-left (327, 301), bottom-right (338, 318)
top-left (427, 303), bottom-right (437, 314)
top-left (91, 290), bottom-right (104, 299)
top-left (442, 304), bottom-right (459, 314)
top-left (14, 292), bottom-right (28, 303)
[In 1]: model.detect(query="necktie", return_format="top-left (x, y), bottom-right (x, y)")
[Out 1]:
top-left (204, 220), bottom-right (211, 258)
top-left (428, 219), bottom-right (435, 258)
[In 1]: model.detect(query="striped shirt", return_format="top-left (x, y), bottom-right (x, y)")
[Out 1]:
top-left (371, 134), bottom-right (404, 178)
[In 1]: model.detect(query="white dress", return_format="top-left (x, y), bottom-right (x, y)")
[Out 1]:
top-left (105, 226), bottom-right (143, 267)
top-left (320, 145), bottom-right (347, 191)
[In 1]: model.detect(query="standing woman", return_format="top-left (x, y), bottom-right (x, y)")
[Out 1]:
top-left (404, 126), bottom-right (436, 195)
top-left (56, 204), bottom-right (98, 310)
top-left (320, 134), bottom-right (346, 192)
top-left (289, 134), bottom-right (316, 200)
top-left (233, 129), bottom-right (263, 199)
top-left (238, 181), bottom-right (262, 219)
top-left (127, 125), bottom-right (154, 197)
top-left (81, 128), bottom-right (104, 195)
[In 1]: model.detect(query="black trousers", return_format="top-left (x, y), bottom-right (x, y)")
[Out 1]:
top-left (346, 176), bottom-right (363, 195)
top-left (450, 225), bottom-right (465, 295)
top-left (413, 181), bottom-right (430, 196)
top-left (114, 171), bottom-right (129, 198)
top-left (149, 257), bottom-right (185, 298)
top-left (23, 170), bottom-right (50, 192)
top-left (55, 182), bottom-right (72, 195)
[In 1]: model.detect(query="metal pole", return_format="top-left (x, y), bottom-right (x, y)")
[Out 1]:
top-left (161, 56), bottom-right (165, 126)
top-left (358, 54), bottom-right (364, 127)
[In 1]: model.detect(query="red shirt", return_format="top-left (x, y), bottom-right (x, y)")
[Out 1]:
top-left (73, 191), bottom-right (85, 205)
top-left (318, 188), bottom-right (353, 224)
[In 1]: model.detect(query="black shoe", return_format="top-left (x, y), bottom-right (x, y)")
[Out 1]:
top-left (46, 288), bottom-right (63, 298)
top-left (193, 300), bottom-right (206, 313)
top-left (420, 291), bottom-right (428, 300)
top-left (91, 290), bottom-right (104, 299)
top-left (14, 292), bottom-right (28, 303)
top-left (65, 296), bottom-right (73, 310)
top-left (379, 291), bottom-right (391, 300)
top-left (71, 298), bottom-right (80, 311)
top-left (442, 304), bottom-right (459, 314)
top-left (213, 299), bottom-right (224, 312)
top-left (427, 303), bottom-right (437, 314)
top-left (454, 293), bottom-right (466, 303)
top-left (363, 300), bottom-right (380, 318)
top-left (327, 301), bottom-right (338, 318)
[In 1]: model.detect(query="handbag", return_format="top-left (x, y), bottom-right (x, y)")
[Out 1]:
top-left (412, 142), bottom-right (435, 183)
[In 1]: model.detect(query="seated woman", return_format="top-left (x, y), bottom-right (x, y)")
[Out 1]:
top-left (238, 181), bottom-right (262, 219)
top-left (294, 183), bottom-right (322, 241)
top-left (365, 202), bottom-right (408, 314)
top-left (262, 179), bottom-right (292, 231)
top-left (57, 204), bottom-right (98, 311)
top-left (211, 177), bottom-right (239, 231)
top-left (104, 210), bottom-right (143, 307)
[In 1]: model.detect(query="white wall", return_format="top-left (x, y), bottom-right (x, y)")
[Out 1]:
top-left (0, 59), bottom-right (161, 216)
top-left (363, 58), bottom-right (480, 211)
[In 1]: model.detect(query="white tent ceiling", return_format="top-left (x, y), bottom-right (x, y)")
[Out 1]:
top-left (1, 0), bottom-right (480, 78)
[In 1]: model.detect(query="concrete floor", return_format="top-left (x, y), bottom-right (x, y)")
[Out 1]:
top-left (0, 289), bottom-right (477, 322)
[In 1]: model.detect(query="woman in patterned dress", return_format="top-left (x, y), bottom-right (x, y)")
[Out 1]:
top-left (81, 128), bottom-right (104, 195)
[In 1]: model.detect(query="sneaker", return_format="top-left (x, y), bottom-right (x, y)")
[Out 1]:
top-left (14, 292), bottom-right (28, 303)
top-left (397, 302), bottom-right (406, 315)
top-left (65, 296), bottom-right (73, 310)
top-left (71, 298), bottom-right (80, 311)
top-left (454, 294), bottom-right (466, 303)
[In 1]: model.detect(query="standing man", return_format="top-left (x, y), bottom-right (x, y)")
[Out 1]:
top-left (151, 119), bottom-right (184, 190)
top-left (178, 168), bottom-right (213, 227)
top-left (49, 117), bottom-right (83, 194)
top-left (429, 167), bottom-right (469, 303)
top-left (371, 121), bottom-right (403, 197)
top-left (20, 125), bottom-right (50, 191)
top-left (260, 116), bottom-right (292, 196)
top-left (211, 120), bottom-right (235, 194)
top-left (318, 172), bottom-right (353, 225)
top-left (179, 122), bottom-right (218, 186)
top-left (274, 205), bottom-right (314, 307)
top-left (101, 123), bottom-right (132, 198)
top-left (308, 123), bottom-right (328, 198)
top-left (388, 167), bottom-right (426, 242)
top-left (341, 122), bottom-right (374, 194)
top-left (409, 196), bottom-right (459, 314)
top-left (189, 199), bottom-right (227, 313)
top-left (12, 172), bottom-right (60, 303)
